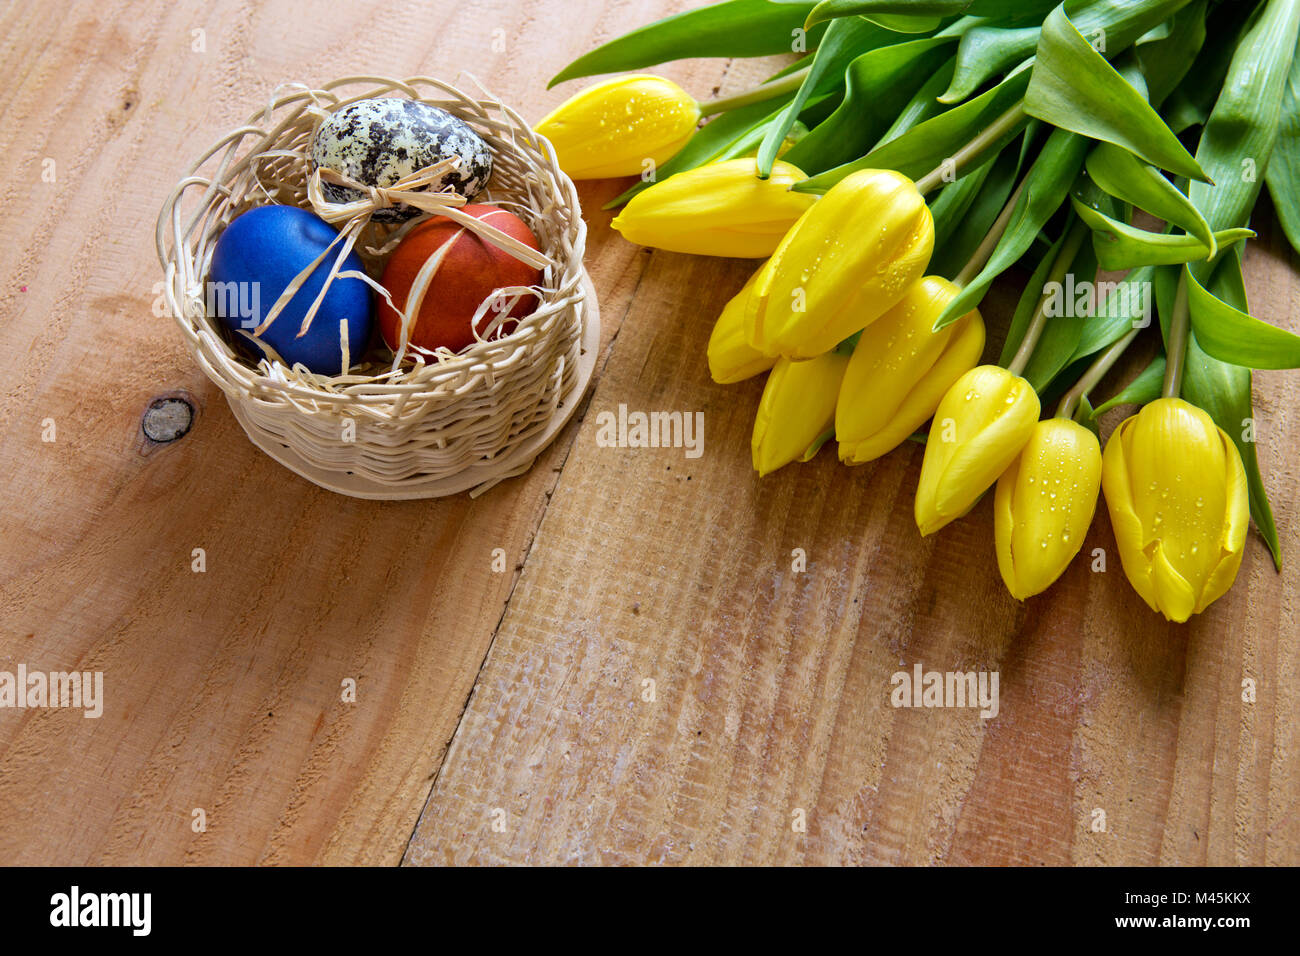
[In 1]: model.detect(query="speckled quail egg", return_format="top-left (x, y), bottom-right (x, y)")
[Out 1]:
top-left (310, 98), bottom-right (493, 222)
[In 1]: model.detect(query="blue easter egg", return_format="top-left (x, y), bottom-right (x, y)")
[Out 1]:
top-left (208, 205), bottom-right (373, 375)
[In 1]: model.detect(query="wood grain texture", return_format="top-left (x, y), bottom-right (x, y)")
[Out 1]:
top-left (1, 0), bottom-right (1296, 868)
top-left (0, 0), bottom-right (720, 865)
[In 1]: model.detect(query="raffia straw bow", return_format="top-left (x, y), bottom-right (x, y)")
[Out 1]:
top-left (250, 153), bottom-right (554, 374)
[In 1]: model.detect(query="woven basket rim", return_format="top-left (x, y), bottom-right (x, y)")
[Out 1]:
top-left (155, 74), bottom-right (588, 411)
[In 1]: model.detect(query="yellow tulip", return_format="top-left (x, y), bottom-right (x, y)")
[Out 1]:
top-left (1100, 397), bottom-right (1248, 622)
top-left (708, 266), bottom-right (777, 384)
top-left (746, 168), bottom-right (934, 359)
top-left (534, 75), bottom-right (700, 179)
top-left (994, 419), bottom-right (1102, 600)
top-left (612, 158), bottom-right (817, 258)
top-left (752, 352), bottom-right (849, 477)
top-left (915, 365), bottom-right (1040, 536)
top-left (836, 276), bottom-right (985, 464)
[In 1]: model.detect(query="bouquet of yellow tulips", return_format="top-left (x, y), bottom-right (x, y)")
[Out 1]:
top-left (535, 0), bottom-right (1300, 623)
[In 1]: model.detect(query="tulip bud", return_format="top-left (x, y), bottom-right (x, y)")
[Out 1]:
top-left (915, 365), bottom-right (1040, 536)
top-left (612, 159), bottom-right (817, 258)
top-left (752, 352), bottom-right (849, 477)
top-left (1100, 397), bottom-right (1248, 622)
top-left (708, 266), bottom-right (777, 384)
top-left (747, 168), bottom-right (933, 359)
top-left (994, 419), bottom-right (1102, 600)
top-left (534, 75), bottom-right (700, 180)
top-left (836, 276), bottom-right (985, 464)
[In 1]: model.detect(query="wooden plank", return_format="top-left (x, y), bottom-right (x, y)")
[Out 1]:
top-left (404, 207), bottom-right (1300, 865)
top-left (5, 0), bottom-right (1298, 868)
top-left (0, 0), bottom-right (719, 865)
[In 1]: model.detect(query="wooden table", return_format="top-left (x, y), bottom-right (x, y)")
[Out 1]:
top-left (1, 0), bottom-right (1296, 867)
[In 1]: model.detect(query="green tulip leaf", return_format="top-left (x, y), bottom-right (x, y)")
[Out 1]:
top-left (1185, 267), bottom-right (1300, 370)
top-left (1187, 0), bottom-right (1300, 266)
top-left (1165, 0), bottom-right (1297, 560)
top-left (998, 222), bottom-right (1069, 368)
top-left (1025, 6), bottom-right (1210, 183)
top-left (549, 1), bottom-right (826, 87)
top-left (798, 64), bottom-right (1032, 192)
top-left (930, 143), bottom-right (1023, 278)
top-left (1135, 0), bottom-right (1207, 107)
top-left (929, 161), bottom-right (996, 253)
top-left (871, 55), bottom-right (957, 150)
top-left (757, 16), bottom-right (894, 176)
top-left (1071, 198), bottom-right (1253, 270)
top-left (1090, 354), bottom-right (1166, 417)
top-left (803, 0), bottom-right (1054, 29)
top-left (1085, 142), bottom-right (1215, 253)
top-left (859, 13), bottom-right (945, 33)
top-left (994, 180), bottom-right (1107, 392)
top-left (939, 26), bottom-right (1040, 103)
top-left (1066, 0), bottom-right (1206, 54)
top-left (1264, 26), bottom-right (1300, 257)
top-left (804, 0), bottom-right (968, 24)
top-left (804, 0), bottom-right (1198, 195)
top-left (782, 35), bottom-right (956, 174)
top-left (933, 128), bottom-right (1091, 331)
top-left (1136, 21), bottom-right (1172, 44)
top-left (1163, 0), bottom-right (1258, 134)
top-left (1015, 228), bottom-right (1097, 392)
top-left (1076, 394), bottom-right (1101, 436)
top-left (1069, 265), bottom-right (1158, 366)
top-left (940, 0), bottom-right (1195, 105)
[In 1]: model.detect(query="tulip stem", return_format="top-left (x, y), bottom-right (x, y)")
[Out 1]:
top-left (1056, 327), bottom-right (1140, 422)
top-left (914, 101), bottom-right (1028, 196)
top-left (696, 66), bottom-right (812, 116)
top-left (953, 179), bottom-right (1028, 288)
top-left (1006, 218), bottom-right (1090, 378)
top-left (1162, 270), bottom-right (1191, 398)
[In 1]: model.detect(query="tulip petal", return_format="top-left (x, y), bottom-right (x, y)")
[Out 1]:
top-left (1101, 415), bottom-right (1162, 614)
top-left (1151, 541), bottom-right (1198, 623)
top-left (612, 159), bottom-right (816, 258)
top-left (837, 278), bottom-right (956, 437)
top-left (534, 75), bottom-right (701, 180)
top-left (839, 302), bottom-right (985, 465)
top-left (752, 352), bottom-right (849, 476)
top-left (1217, 425), bottom-right (1251, 556)
top-left (993, 451), bottom-right (1022, 598)
top-left (749, 169), bottom-right (935, 359)
top-left (997, 419), bottom-right (1102, 600)
top-left (934, 404), bottom-right (1039, 520)
top-left (708, 267), bottom-right (776, 384)
top-left (916, 367), bottom-right (1040, 535)
top-left (1195, 426), bottom-right (1250, 613)
top-left (1197, 547), bottom-right (1247, 616)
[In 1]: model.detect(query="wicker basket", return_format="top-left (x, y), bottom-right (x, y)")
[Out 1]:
top-left (155, 76), bottom-right (599, 499)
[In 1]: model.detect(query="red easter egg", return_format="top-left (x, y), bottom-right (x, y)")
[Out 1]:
top-left (378, 204), bottom-right (543, 353)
